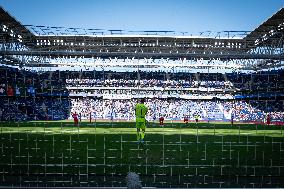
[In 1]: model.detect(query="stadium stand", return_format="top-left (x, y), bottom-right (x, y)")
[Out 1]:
top-left (0, 66), bottom-right (283, 123)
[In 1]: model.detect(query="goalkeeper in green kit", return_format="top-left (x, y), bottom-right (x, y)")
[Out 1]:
top-left (135, 98), bottom-right (148, 144)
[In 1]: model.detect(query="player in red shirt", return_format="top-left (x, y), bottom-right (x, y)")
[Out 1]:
top-left (266, 113), bottom-right (271, 125)
top-left (231, 109), bottom-right (234, 126)
top-left (184, 115), bottom-right (189, 125)
top-left (159, 116), bottom-right (164, 126)
top-left (72, 112), bottom-right (79, 126)
top-left (7, 86), bottom-right (13, 96)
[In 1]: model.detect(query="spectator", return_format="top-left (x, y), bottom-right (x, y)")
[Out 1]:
top-left (7, 86), bottom-right (14, 96)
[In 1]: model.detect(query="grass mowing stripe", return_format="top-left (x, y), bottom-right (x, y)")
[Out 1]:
top-left (1, 127), bottom-right (283, 137)
top-left (0, 121), bottom-right (284, 187)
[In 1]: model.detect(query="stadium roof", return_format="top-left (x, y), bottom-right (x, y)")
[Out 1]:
top-left (0, 6), bottom-right (284, 69)
top-left (245, 7), bottom-right (284, 47)
top-left (0, 7), bottom-right (36, 43)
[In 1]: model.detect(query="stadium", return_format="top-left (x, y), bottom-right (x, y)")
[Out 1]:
top-left (0, 2), bottom-right (284, 188)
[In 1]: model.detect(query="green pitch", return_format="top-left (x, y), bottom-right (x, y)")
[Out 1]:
top-left (0, 121), bottom-right (283, 187)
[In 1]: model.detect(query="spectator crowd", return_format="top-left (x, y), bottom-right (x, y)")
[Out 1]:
top-left (69, 98), bottom-right (284, 123)
top-left (0, 66), bottom-right (283, 123)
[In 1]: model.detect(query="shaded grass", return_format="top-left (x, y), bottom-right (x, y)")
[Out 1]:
top-left (0, 121), bottom-right (283, 187)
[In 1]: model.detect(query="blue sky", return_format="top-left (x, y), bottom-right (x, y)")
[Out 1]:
top-left (0, 0), bottom-right (283, 34)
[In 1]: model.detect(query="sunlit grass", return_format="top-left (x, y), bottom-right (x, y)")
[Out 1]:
top-left (0, 121), bottom-right (283, 137)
